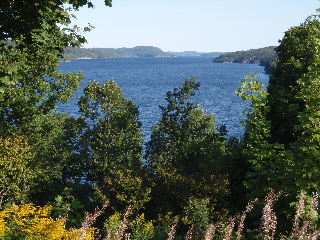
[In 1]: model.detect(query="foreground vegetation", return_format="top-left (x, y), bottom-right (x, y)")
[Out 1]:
top-left (0, 190), bottom-right (319, 239)
top-left (1, 0), bottom-right (320, 239)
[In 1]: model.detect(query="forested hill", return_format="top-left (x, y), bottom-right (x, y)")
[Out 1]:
top-left (213, 46), bottom-right (277, 73)
top-left (63, 46), bottom-right (174, 60)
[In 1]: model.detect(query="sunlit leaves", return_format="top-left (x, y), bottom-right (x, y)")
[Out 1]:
top-left (0, 135), bottom-right (35, 207)
top-left (240, 14), bottom-right (320, 201)
top-left (0, 204), bottom-right (96, 239)
top-left (79, 80), bottom-right (147, 209)
top-left (146, 78), bottom-right (229, 219)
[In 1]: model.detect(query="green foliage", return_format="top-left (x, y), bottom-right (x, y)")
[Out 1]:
top-left (183, 198), bottom-right (210, 239)
top-left (0, 40), bottom-right (83, 130)
top-left (267, 15), bottom-right (320, 145)
top-left (51, 187), bottom-right (85, 228)
top-left (131, 214), bottom-right (155, 240)
top-left (94, 169), bottom-right (151, 211)
top-left (154, 213), bottom-right (178, 240)
top-left (0, 0), bottom-right (111, 206)
top-left (237, 73), bottom-right (291, 197)
top-left (289, 64), bottom-right (320, 192)
top-left (104, 212), bottom-right (122, 239)
top-left (20, 113), bottom-right (88, 205)
top-left (0, 135), bottom-right (35, 207)
top-left (146, 78), bottom-right (229, 218)
top-left (79, 80), bottom-right (149, 209)
top-left (238, 15), bottom-right (320, 228)
top-left (146, 78), bottom-right (226, 176)
top-left (225, 137), bottom-right (249, 213)
top-left (3, 0), bottom-right (320, 238)
top-left (0, 0), bottom-right (112, 44)
top-left (78, 80), bottom-right (143, 169)
top-left (104, 213), bottom-right (155, 240)
top-left (0, 2), bottom-right (86, 108)
top-left (79, 81), bottom-right (143, 173)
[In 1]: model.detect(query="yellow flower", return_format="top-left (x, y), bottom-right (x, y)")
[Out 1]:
top-left (0, 211), bottom-right (8, 238)
top-left (0, 204), bottom-right (96, 240)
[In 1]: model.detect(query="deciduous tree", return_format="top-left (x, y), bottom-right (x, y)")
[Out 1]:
top-left (146, 78), bottom-right (229, 219)
top-left (79, 80), bottom-right (149, 209)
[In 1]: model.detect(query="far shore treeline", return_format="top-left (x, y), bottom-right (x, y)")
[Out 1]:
top-left (63, 46), bottom-right (174, 60)
top-left (213, 46), bottom-right (277, 74)
top-left (1, 0), bottom-right (320, 239)
top-left (63, 46), bottom-right (276, 74)
top-left (63, 46), bottom-right (222, 60)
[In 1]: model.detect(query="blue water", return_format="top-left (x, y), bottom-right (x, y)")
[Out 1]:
top-left (58, 57), bottom-right (269, 140)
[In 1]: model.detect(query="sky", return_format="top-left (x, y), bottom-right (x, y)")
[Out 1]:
top-left (72, 0), bottom-right (319, 52)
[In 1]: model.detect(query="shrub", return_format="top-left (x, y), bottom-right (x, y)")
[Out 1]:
top-left (0, 204), bottom-right (96, 240)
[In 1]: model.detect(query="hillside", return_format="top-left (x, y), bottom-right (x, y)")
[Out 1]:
top-left (63, 47), bottom-right (223, 60)
top-left (213, 46), bottom-right (277, 73)
top-left (63, 46), bottom-right (174, 60)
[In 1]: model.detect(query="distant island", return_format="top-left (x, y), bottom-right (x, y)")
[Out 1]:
top-left (63, 46), bottom-right (222, 61)
top-left (63, 46), bottom-right (174, 60)
top-left (213, 46), bottom-right (277, 74)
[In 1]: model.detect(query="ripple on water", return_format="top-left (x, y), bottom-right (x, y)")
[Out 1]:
top-left (58, 57), bottom-right (269, 142)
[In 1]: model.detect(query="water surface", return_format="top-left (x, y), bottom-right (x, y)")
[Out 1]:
top-left (58, 57), bottom-right (268, 140)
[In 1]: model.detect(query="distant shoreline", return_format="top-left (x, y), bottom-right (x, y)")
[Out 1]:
top-left (61, 55), bottom-right (215, 62)
top-left (61, 55), bottom-right (176, 62)
top-left (62, 46), bottom-right (222, 61)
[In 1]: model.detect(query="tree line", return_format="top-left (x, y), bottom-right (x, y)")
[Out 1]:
top-left (63, 46), bottom-right (173, 61)
top-left (213, 47), bottom-right (277, 74)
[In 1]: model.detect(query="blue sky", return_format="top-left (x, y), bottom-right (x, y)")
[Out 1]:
top-left (72, 0), bottom-right (319, 52)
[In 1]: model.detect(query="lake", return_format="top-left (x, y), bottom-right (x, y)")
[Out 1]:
top-left (58, 57), bottom-right (269, 140)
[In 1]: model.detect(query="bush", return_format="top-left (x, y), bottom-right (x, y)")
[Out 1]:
top-left (0, 204), bottom-right (95, 240)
